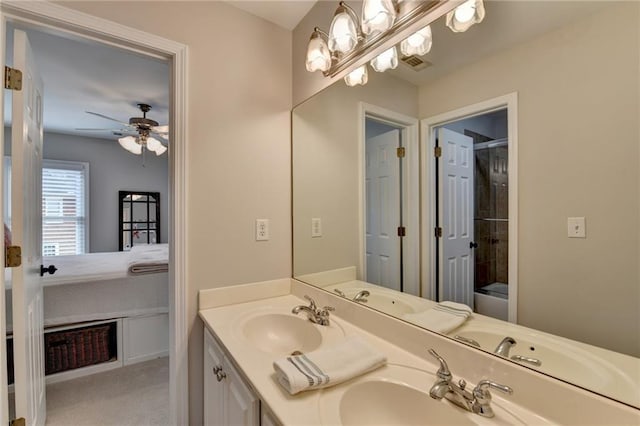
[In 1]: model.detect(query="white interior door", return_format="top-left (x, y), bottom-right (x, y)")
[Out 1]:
top-left (439, 128), bottom-right (474, 308)
top-left (365, 129), bottom-right (401, 291)
top-left (11, 29), bottom-right (46, 426)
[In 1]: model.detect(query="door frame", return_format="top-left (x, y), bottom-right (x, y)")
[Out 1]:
top-left (358, 103), bottom-right (420, 296)
top-left (420, 93), bottom-right (518, 322)
top-left (0, 2), bottom-right (189, 425)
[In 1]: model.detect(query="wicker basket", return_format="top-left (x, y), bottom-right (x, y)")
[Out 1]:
top-left (45, 323), bottom-right (115, 375)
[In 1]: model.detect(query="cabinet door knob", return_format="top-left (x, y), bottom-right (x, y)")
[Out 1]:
top-left (216, 371), bottom-right (227, 382)
top-left (213, 365), bottom-right (222, 374)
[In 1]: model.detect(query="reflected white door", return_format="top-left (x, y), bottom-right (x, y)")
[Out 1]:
top-left (11, 29), bottom-right (46, 426)
top-left (439, 128), bottom-right (474, 308)
top-left (365, 129), bottom-right (401, 291)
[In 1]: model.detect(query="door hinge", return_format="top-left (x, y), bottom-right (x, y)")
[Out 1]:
top-left (4, 66), bottom-right (23, 91)
top-left (10, 418), bottom-right (26, 426)
top-left (397, 226), bottom-right (406, 237)
top-left (434, 146), bottom-right (442, 158)
top-left (396, 147), bottom-right (405, 158)
top-left (434, 227), bottom-right (443, 238)
top-left (5, 245), bottom-right (22, 268)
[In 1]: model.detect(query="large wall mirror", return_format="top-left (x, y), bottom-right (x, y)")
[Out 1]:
top-left (293, 1), bottom-right (639, 408)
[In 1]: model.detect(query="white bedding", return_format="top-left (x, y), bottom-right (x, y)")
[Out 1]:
top-left (41, 244), bottom-right (168, 286)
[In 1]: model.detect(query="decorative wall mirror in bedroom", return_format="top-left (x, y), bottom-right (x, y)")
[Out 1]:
top-left (119, 191), bottom-right (160, 251)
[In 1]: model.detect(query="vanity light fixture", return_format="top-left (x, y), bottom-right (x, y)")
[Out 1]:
top-left (305, 1), bottom-right (466, 87)
top-left (328, 2), bottom-right (362, 54)
top-left (446, 0), bottom-right (485, 33)
top-left (400, 25), bottom-right (433, 56)
top-left (370, 46), bottom-right (398, 72)
top-left (361, 0), bottom-right (397, 35)
top-left (344, 64), bottom-right (368, 86)
top-left (306, 27), bottom-right (332, 72)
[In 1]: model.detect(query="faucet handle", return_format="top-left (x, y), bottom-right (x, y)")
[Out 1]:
top-left (303, 295), bottom-right (317, 310)
top-left (473, 380), bottom-right (513, 402)
top-left (428, 349), bottom-right (452, 382)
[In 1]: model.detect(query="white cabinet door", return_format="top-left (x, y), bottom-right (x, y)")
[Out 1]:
top-left (204, 329), bottom-right (259, 426)
top-left (204, 329), bottom-right (225, 426)
top-left (260, 407), bottom-right (279, 426)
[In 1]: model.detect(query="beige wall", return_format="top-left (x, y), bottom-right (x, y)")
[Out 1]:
top-left (59, 2), bottom-right (292, 424)
top-left (293, 71), bottom-right (418, 278)
top-left (419, 3), bottom-right (639, 356)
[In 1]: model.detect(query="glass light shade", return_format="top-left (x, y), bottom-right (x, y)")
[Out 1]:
top-left (118, 136), bottom-right (142, 155)
top-left (361, 0), bottom-right (396, 35)
top-left (328, 11), bottom-right (358, 54)
top-left (370, 46), bottom-right (398, 72)
top-left (446, 0), bottom-right (485, 33)
top-left (401, 25), bottom-right (432, 56)
top-left (344, 65), bottom-right (368, 87)
top-left (146, 137), bottom-right (167, 156)
top-left (306, 32), bottom-right (332, 72)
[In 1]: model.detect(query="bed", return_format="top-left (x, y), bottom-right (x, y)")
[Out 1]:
top-left (6, 244), bottom-right (169, 328)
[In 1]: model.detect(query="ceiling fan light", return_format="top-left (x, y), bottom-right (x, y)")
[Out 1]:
top-left (154, 144), bottom-right (168, 156)
top-left (446, 0), bottom-right (485, 33)
top-left (361, 0), bottom-right (396, 35)
top-left (146, 136), bottom-right (162, 151)
top-left (306, 29), bottom-right (332, 72)
top-left (328, 7), bottom-right (358, 54)
top-left (118, 135), bottom-right (142, 155)
top-left (401, 25), bottom-right (432, 56)
top-left (370, 46), bottom-right (398, 72)
top-left (344, 64), bottom-right (368, 87)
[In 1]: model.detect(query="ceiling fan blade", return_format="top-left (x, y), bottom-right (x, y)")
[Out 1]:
top-left (152, 125), bottom-right (169, 134)
top-left (85, 111), bottom-right (132, 126)
top-left (151, 132), bottom-right (169, 143)
top-left (75, 128), bottom-right (118, 131)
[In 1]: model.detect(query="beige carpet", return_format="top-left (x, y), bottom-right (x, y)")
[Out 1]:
top-left (45, 357), bottom-right (169, 426)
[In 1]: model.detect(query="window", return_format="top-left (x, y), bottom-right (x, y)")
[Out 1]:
top-left (42, 160), bottom-right (89, 256)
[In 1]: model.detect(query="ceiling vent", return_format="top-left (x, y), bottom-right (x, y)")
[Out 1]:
top-left (400, 55), bottom-right (432, 71)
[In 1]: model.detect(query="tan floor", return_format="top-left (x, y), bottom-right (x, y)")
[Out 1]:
top-left (45, 357), bottom-right (169, 426)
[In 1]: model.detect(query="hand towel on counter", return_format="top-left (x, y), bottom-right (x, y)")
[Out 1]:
top-left (127, 243), bottom-right (169, 275)
top-left (273, 335), bottom-right (386, 395)
top-left (402, 301), bottom-right (472, 334)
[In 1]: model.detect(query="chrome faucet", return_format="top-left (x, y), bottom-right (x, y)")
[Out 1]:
top-left (494, 337), bottom-right (516, 357)
top-left (292, 295), bottom-right (335, 326)
top-left (352, 290), bottom-right (370, 303)
top-left (428, 349), bottom-right (513, 418)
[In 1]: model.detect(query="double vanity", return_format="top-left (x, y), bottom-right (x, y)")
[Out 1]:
top-left (199, 278), bottom-right (639, 425)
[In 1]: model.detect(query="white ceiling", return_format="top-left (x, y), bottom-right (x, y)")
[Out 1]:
top-left (5, 23), bottom-right (170, 141)
top-left (225, 0), bottom-right (318, 30)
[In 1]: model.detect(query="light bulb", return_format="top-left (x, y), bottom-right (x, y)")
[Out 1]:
top-left (401, 25), bottom-right (432, 56)
top-left (344, 65), bottom-right (368, 87)
top-left (306, 29), bottom-right (331, 72)
top-left (361, 0), bottom-right (396, 35)
top-left (446, 0), bottom-right (485, 33)
top-left (328, 8), bottom-right (358, 54)
top-left (370, 46), bottom-right (398, 72)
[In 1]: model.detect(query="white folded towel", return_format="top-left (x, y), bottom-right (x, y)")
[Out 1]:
top-left (402, 301), bottom-right (472, 334)
top-left (128, 243), bottom-right (169, 275)
top-left (273, 335), bottom-right (386, 395)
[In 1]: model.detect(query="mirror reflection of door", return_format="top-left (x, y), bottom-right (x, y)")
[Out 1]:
top-left (365, 118), bottom-right (403, 291)
top-left (119, 191), bottom-right (160, 251)
top-left (436, 109), bottom-right (509, 321)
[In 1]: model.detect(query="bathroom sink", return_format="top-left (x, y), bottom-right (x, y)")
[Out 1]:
top-left (339, 288), bottom-right (418, 316)
top-left (318, 364), bottom-right (526, 425)
top-left (451, 325), bottom-right (640, 406)
top-left (237, 309), bottom-right (346, 356)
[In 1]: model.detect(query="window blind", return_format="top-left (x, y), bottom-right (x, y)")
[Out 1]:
top-left (42, 160), bottom-right (89, 256)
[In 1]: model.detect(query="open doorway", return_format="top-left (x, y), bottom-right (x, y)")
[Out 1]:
top-left (1, 9), bottom-right (181, 425)
top-left (421, 93), bottom-right (518, 323)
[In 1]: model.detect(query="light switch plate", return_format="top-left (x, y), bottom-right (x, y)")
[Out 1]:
top-left (311, 218), bottom-right (322, 238)
top-left (567, 217), bottom-right (586, 238)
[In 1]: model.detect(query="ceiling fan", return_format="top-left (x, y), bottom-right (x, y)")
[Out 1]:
top-left (77, 103), bottom-right (169, 156)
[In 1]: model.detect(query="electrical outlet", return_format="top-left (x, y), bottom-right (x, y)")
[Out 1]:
top-left (567, 217), bottom-right (586, 238)
top-left (311, 218), bottom-right (322, 238)
top-left (256, 219), bottom-right (269, 241)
